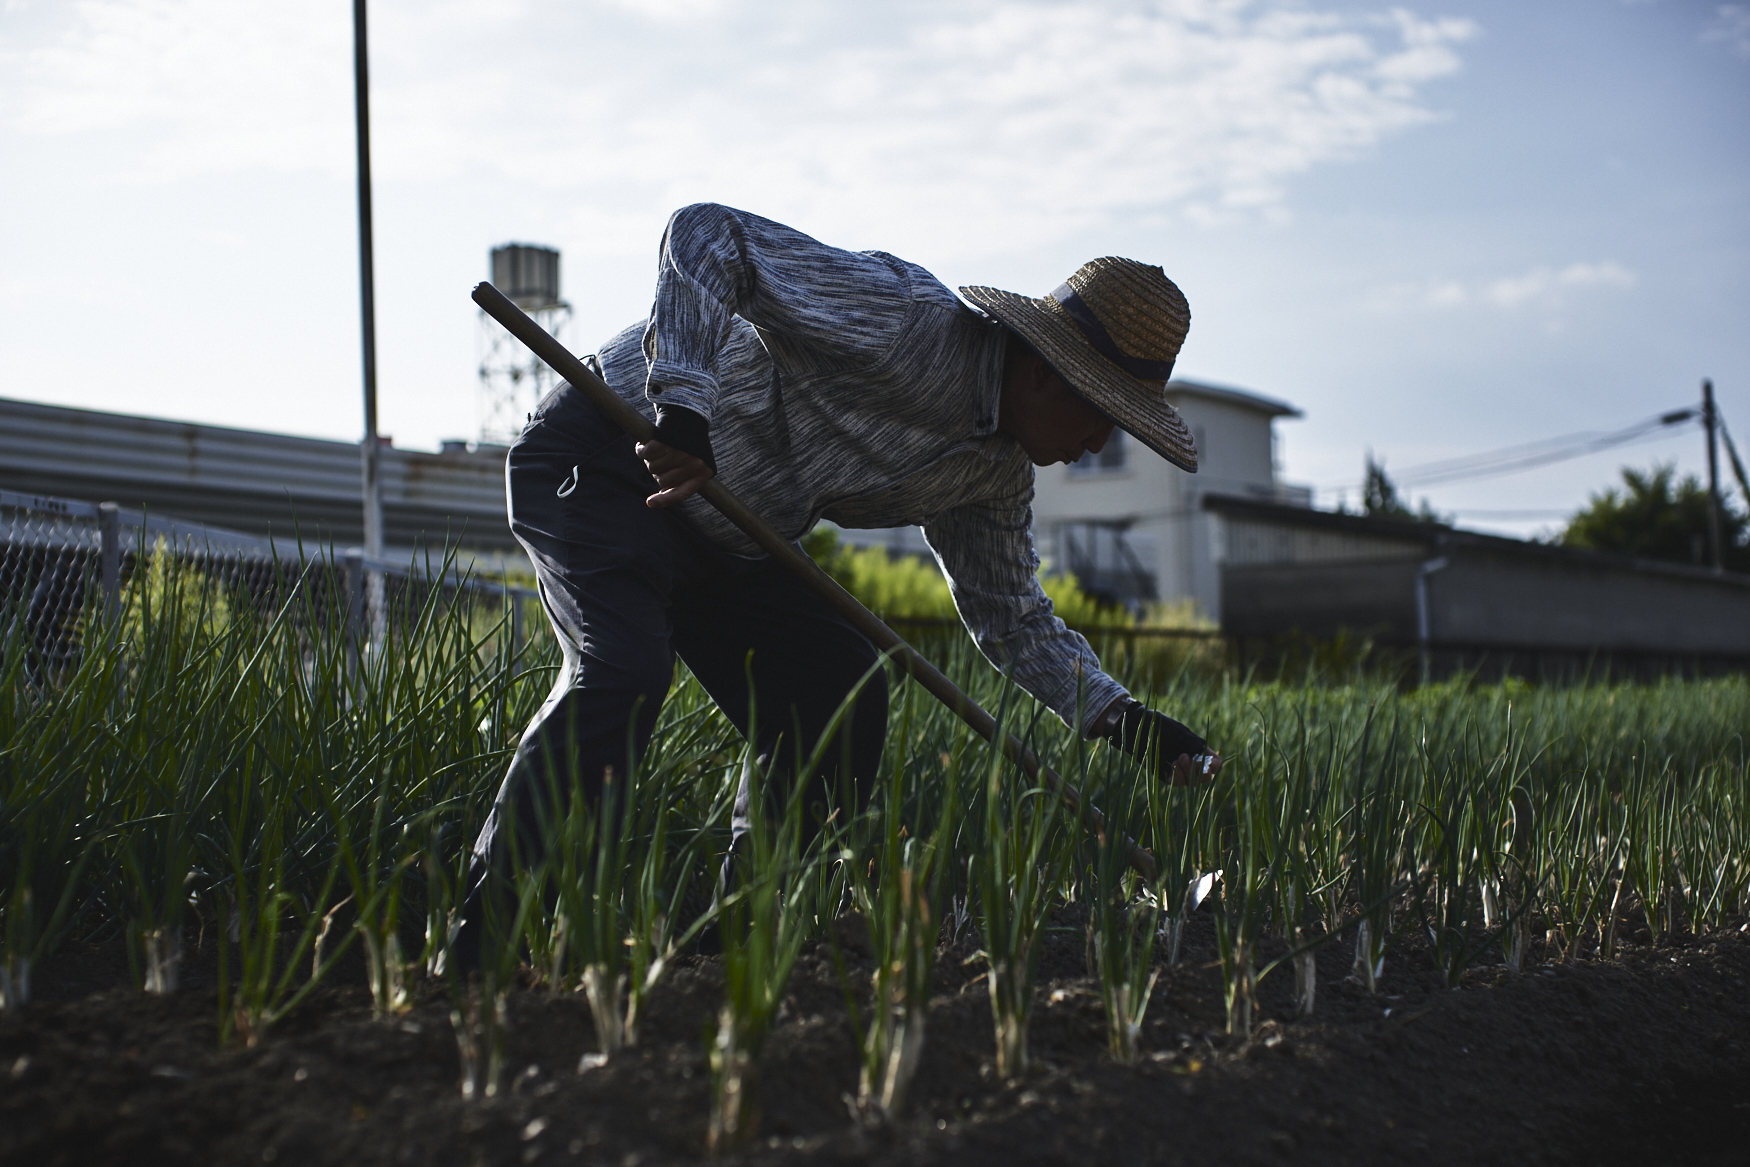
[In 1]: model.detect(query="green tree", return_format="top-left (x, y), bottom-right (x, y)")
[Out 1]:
top-left (1359, 453), bottom-right (1444, 523)
top-left (1561, 463), bottom-right (1750, 571)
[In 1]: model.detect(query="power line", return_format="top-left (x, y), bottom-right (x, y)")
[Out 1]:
top-left (1324, 406), bottom-right (1699, 492)
top-left (1720, 413), bottom-right (1750, 512)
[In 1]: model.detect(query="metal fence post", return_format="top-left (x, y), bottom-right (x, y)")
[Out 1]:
top-left (344, 548), bottom-right (365, 688)
top-left (344, 550), bottom-right (367, 635)
top-left (99, 502), bottom-right (121, 624)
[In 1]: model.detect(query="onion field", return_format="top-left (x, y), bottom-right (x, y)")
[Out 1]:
top-left (2, 554), bottom-right (1747, 1162)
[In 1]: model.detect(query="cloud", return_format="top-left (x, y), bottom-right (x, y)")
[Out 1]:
top-left (1703, 4), bottom-right (1750, 58)
top-left (6, 0), bottom-right (1477, 254)
top-left (1374, 261), bottom-right (1638, 312)
top-left (599, 0), bottom-right (731, 20)
top-left (1484, 261), bottom-right (1637, 307)
top-left (6, 0), bottom-right (354, 175)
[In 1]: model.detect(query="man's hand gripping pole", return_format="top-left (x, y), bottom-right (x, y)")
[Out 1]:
top-left (472, 281), bottom-right (1157, 880)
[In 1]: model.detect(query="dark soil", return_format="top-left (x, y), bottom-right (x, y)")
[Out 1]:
top-left (3, 909), bottom-right (1747, 1167)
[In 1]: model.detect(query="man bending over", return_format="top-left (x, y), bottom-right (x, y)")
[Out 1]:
top-left (473, 202), bottom-right (1221, 881)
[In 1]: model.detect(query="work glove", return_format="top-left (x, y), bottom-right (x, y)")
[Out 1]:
top-left (652, 404), bottom-right (717, 473)
top-left (1094, 697), bottom-right (1218, 785)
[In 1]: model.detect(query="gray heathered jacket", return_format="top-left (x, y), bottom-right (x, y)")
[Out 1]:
top-left (594, 203), bottom-right (1127, 732)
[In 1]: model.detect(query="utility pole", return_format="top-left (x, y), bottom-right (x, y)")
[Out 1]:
top-left (354, 0), bottom-right (383, 562)
top-left (353, 0), bottom-right (385, 634)
top-left (1704, 379), bottom-right (1723, 573)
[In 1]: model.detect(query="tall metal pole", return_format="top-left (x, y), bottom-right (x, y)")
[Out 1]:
top-left (354, 0), bottom-right (383, 565)
top-left (1704, 379), bottom-right (1722, 573)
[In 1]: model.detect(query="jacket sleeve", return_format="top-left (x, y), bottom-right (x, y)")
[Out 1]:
top-left (922, 484), bottom-right (1130, 736)
top-left (642, 203), bottom-right (917, 423)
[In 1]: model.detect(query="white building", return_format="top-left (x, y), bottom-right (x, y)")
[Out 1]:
top-left (1032, 380), bottom-right (1307, 622)
top-left (833, 379), bottom-right (1307, 624)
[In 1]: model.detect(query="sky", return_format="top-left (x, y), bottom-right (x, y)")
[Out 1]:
top-left (1, 0), bottom-right (1746, 538)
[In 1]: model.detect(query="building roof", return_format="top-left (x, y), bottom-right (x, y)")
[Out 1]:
top-left (1165, 379), bottom-right (1303, 419)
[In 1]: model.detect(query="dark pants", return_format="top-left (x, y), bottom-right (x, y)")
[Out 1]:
top-left (464, 382), bottom-right (887, 937)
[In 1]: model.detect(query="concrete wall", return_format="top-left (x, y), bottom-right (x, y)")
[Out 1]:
top-left (1210, 495), bottom-right (1750, 661)
top-left (1221, 559), bottom-right (1425, 640)
top-left (1429, 545), bottom-right (1750, 654)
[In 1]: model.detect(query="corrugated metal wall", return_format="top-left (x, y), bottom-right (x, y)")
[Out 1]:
top-left (1220, 516), bottom-right (1424, 568)
top-left (0, 397), bottom-right (515, 557)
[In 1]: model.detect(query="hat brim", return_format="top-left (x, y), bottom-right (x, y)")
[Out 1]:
top-left (960, 285), bottom-right (1198, 473)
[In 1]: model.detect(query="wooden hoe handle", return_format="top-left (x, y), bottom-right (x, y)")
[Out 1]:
top-left (472, 281), bottom-right (1156, 881)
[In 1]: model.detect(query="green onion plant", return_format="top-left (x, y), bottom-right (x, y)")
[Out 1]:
top-left (707, 747), bottom-right (835, 1154)
top-left (1086, 772), bottom-right (1158, 1063)
top-left (1144, 759), bottom-right (1219, 969)
top-left (839, 678), bottom-right (959, 1120)
top-left (970, 710), bottom-right (1070, 1079)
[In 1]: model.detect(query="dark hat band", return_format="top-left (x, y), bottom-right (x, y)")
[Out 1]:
top-left (1051, 284), bottom-right (1176, 382)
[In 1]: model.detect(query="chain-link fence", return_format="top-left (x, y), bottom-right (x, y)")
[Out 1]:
top-left (1, 492), bottom-right (107, 682)
top-left (2, 489), bottom-right (540, 680)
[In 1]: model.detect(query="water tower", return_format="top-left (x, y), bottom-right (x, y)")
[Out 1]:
top-left (477, 243), bottom-right (571, 442)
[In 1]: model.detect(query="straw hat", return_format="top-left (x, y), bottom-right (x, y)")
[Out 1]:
top-left (961, 258), bottom-right (1197, 472)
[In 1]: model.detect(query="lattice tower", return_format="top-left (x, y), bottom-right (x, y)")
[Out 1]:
top-left (478, 243), bottom-right (571, 443)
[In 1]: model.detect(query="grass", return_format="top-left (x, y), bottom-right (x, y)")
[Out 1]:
top-left (1, 547), bottom-right (1747, 1144)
